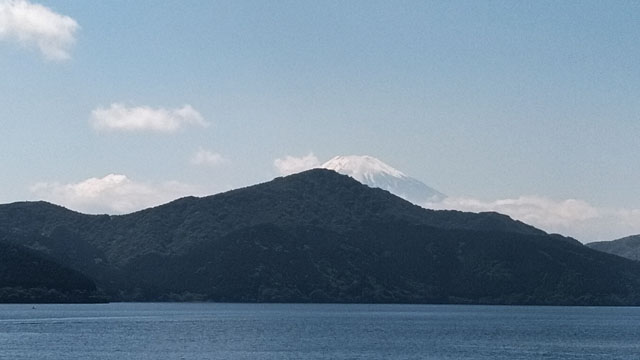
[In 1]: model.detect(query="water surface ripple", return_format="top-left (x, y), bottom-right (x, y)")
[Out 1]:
top-left (1, 303), bottom-right (638, 359)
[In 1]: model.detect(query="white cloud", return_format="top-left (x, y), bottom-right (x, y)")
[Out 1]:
top-left (0, 0), bottom-right (78, 60)
top-left (91, 103), bottom-right (209, 133)
top-left (30, 174), bottom-right (206, 214)
top-left (425, 195), bottom-right (640, 243)
top-left (190, 148), bottom-right (227, 167)
top-left (273, 153), bottom-right (320, 176)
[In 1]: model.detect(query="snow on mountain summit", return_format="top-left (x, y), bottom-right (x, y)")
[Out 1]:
top-left (322, 155), bottom-right (406, 183)
top-left (321, 155), bottom-right (446, 205)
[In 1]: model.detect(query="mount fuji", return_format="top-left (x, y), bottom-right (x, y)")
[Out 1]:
top-left (321, 155), bottom-right (446, 205)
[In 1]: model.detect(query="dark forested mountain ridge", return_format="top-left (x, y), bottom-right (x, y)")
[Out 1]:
top-left (0, 237), bottom-right (102, 303)
top-left (121, 222), bottom-right (640, 305)
top-left (1, 169), bottom-right (640, 305)
top-left (0, 170), bottom-right (544, 267)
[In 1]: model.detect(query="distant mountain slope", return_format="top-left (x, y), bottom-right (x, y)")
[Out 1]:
top-left (321, 155), bottom-right (445, 204)
top-left (0, 238), bottom-right (101, 303)
top-left (2, 169), bottom-right (637, 305)
top-left (588, 235), bottom-right (640, 261)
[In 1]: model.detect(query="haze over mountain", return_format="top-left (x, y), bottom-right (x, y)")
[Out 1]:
top-left (321, 155), bottom-right (446, 204)
top-left (588, 235), bottom-right (640, 261)
top-left (2, 169), bottom-right (640, 305)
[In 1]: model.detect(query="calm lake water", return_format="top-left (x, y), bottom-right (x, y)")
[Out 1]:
top-left (1, 303), bottom-right (639, 359)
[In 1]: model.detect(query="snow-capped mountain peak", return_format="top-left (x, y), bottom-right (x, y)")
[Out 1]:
top-left (320, 155), bottom-right (445, 204)
top-left (322, 155), bottom-right (406, 183)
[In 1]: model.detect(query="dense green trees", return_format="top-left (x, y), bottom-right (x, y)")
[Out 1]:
top-left (1, 169), bottom-right (639, 305)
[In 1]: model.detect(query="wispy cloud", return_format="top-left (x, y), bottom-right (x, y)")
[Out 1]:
top-left (273, 153), bottom-right (320, 176)
top-left (425, 195), bottom-right (640, 242)
top-left (190, 148), bottom-right (227, 167)
top-left (91, 103), bottom-right (208, 133)
top-left (0, 0), bottom-right (78, 61)
top-left (30, 174), bottom-right (205, 214)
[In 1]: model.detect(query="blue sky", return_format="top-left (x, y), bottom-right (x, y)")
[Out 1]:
top-left (1, 0), bottom-right (640, 241)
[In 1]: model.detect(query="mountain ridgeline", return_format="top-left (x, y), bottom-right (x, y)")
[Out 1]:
top-left (321, 155), bottom-right (446, 204)
top-left (0, 236), bottom-right (100, 303)
top-left (1, 169), bottom-right (640, 305)
top-left (588, 235), bottom-right (640, 261)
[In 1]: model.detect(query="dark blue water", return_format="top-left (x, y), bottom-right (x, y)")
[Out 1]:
top-left (1, 303), bottom-right (639, 359)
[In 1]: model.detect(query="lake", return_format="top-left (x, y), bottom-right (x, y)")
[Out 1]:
top-left (0, 303), bottom-right (639, 359)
